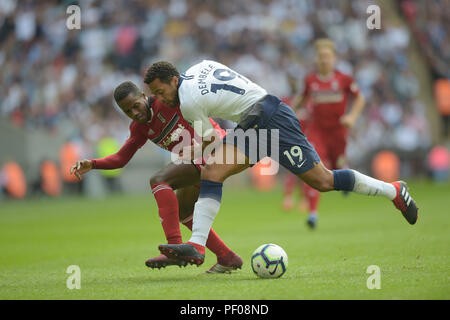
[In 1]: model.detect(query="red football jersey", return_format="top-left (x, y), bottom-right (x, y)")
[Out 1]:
top-left (303, 70), bottom-right (359, 130)
top-left (131, 98), bottom-right (199, 152)
top-left (92, 97), bottom-right (224, 170)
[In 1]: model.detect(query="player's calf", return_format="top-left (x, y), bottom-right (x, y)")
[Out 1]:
top-left (298, 162), bottom-right (335, 192)
top-left (332, 169), bottom-right (419, 224)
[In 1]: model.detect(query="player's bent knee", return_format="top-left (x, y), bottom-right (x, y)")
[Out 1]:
top-left (200, 165), bottom-right (224, 182)
top-left (149, 173), bottom-right (169, 187)
top-left (202, 161), bottom-right (250, 183)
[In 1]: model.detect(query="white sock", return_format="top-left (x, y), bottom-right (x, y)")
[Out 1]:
top-left (189, 197), bottom-right (221, 246)
top-left (352, 170), bottom-right (397, 200)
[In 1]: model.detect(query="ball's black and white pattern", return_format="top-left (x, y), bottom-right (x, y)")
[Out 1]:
top-left (251, 244), bottom-right (288, 278)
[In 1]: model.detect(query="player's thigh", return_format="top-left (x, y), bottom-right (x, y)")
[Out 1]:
top-left (202, 143), bottom-right (251, 182)
top-left (296, 161), bottom-right (334, 192)
top-left (176, 185), bottom-right (200, 221)
top-left (150, 161), bottom-right (200, 190)
top-left (267, 107), bottom-right (322, 177)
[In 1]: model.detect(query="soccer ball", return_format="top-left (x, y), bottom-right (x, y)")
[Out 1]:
top-left (251, 243), bottom-right (288, 278)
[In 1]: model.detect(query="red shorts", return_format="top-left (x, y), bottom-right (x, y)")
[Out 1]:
top-left (305, 126), bottom-right (348, 170)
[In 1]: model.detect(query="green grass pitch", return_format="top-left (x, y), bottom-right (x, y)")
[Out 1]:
top-left (0, 180), bottom-right (449, 300)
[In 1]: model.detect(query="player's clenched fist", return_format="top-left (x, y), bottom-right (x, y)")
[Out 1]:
top-left (70, 159), bottom-right (93, 180)
top-left (339, 114), bottom-right (356, 128)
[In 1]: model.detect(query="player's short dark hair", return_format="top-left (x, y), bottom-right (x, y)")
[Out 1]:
top-left (144, 61), bottom-right (180, 85)
top-left (114, 81), bottom-right (141, 103)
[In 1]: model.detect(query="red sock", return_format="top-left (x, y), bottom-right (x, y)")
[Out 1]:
top-left (151, 183), bottom-right (182, 244)
top-left (303, 182), bottom-right (320, 213)
top-left (182, 215), bottom-right (231, 258)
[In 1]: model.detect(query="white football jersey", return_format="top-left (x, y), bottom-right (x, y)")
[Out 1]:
top-left (178, 60), bottom-right (267, 137)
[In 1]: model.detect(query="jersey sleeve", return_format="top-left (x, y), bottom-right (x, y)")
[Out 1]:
top-left (92, 123), bottom-right (147, 169)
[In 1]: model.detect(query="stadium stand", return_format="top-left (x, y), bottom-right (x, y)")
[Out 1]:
top-left (0, 0), bottom-right (448, 197)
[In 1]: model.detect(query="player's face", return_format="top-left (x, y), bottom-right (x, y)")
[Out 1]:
top-left (118, 93), bottom-right (151, 123)
top-left (147, 77), bottom-right (179, 108)
top-left (316, 47), bottom-right (336, 75)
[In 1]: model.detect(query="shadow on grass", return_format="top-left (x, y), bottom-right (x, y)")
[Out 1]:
top-left (90, 273), bottom-right (285, 285)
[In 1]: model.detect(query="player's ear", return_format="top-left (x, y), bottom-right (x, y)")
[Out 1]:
top-left (173, 76), bottom-right (179, 87)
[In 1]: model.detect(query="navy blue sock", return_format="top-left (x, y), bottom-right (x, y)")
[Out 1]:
top-left (199, 180), bottom-right (223, 202)
top-left (333, 169), bottom-right (355, 191)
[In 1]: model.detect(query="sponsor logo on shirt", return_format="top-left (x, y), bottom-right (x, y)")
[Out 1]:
top-left (157, 113), bottom-right (166, 123)
top-left (161, 124), bottom-right (186, 148)
top-left (311, 91), bottom-right (344, 104)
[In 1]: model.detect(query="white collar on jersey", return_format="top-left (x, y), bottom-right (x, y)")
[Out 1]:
top-left (316, 71), bottom-right (336, 82)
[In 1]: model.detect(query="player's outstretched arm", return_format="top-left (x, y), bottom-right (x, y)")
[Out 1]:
top-left (69, 128), bottom-right (144, 180)
top-left (70, 159), bottom-right (93, 180)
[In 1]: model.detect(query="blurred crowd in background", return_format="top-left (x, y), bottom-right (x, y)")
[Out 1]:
top-left (1, 0), bottom-right (449, 198)
top-left (398, 0), bottom-right (450, 138)
top-left (399, 0), bottom-right (450, 80)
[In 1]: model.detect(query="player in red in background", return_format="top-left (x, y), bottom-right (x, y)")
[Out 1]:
top-left (70, 81), bottom-right (242, 273)
top-left (285, 38), bottom-right (366, 229)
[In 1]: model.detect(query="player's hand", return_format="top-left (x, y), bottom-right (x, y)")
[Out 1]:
top-left (70, 159), bottom-right (93, 181)
top-left (340, 114), bottom-right (356, 128)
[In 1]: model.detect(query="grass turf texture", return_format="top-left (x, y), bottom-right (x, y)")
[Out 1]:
top-left (0, 180), bottom-right (448, 300)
